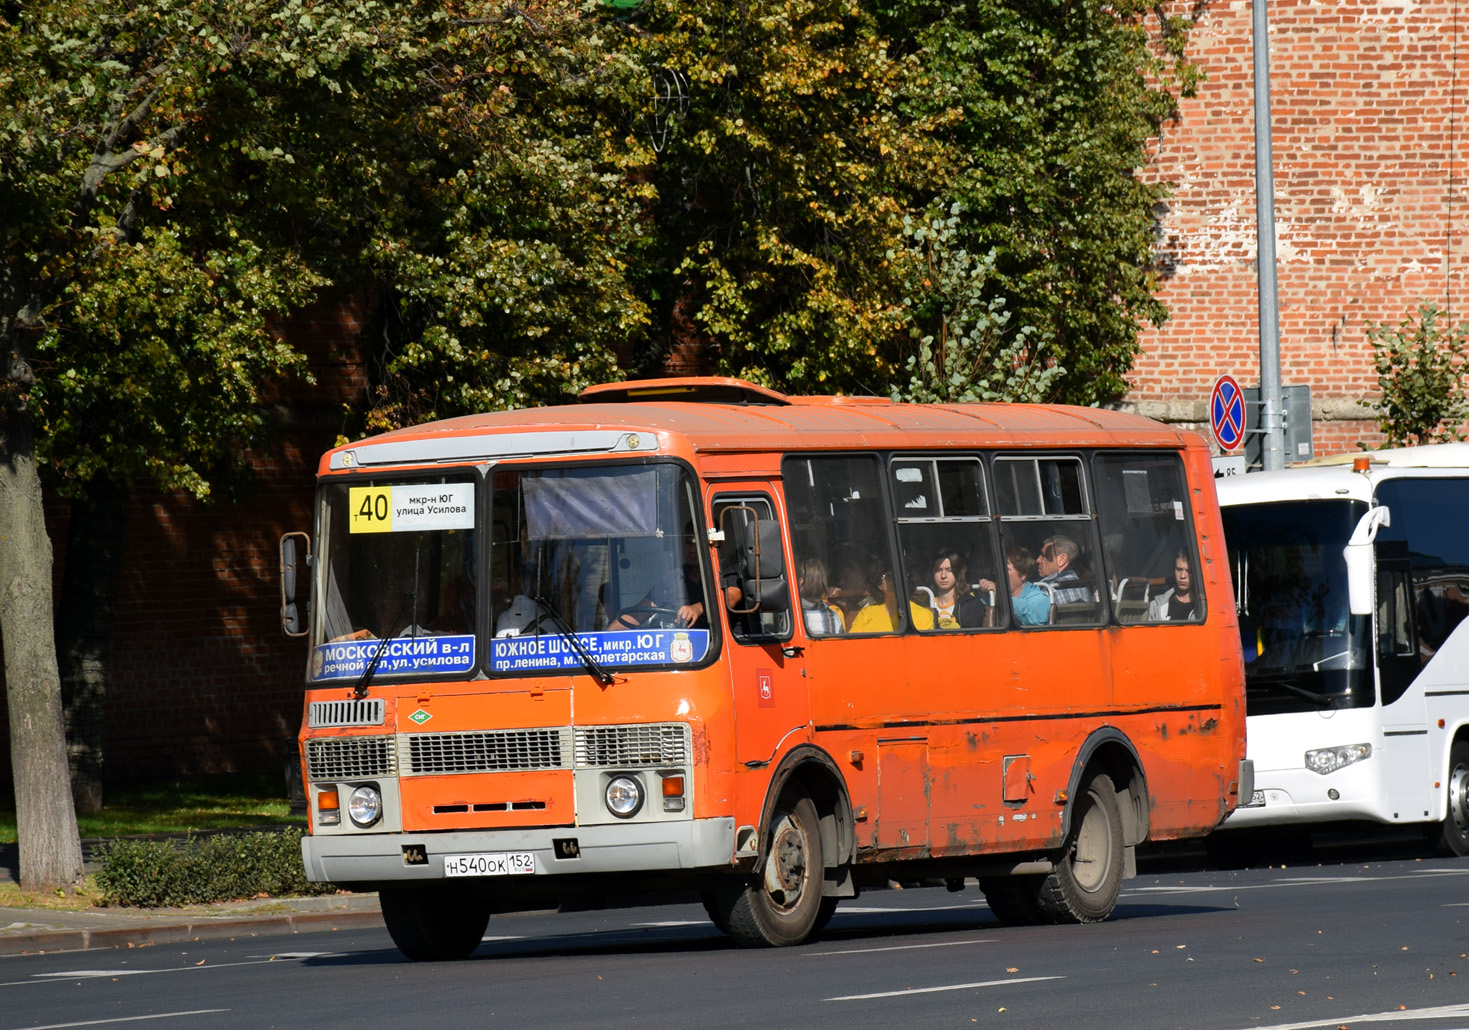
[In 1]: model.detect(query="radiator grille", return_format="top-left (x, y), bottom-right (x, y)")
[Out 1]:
top-left (308, 699), bottom-right (385, 729)
top-left (402, 729), bottom-right (568, 775)
top-left (305, 735), bottom-right (396, 780)
top-left (574, 724), bottom-right (689, 767)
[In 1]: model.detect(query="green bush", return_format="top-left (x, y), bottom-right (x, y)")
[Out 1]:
top-left (94, 829), bottom-right (338, 907)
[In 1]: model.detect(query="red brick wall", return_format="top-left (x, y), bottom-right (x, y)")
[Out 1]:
top-left (1134, 0), bottom-right (1469, 455)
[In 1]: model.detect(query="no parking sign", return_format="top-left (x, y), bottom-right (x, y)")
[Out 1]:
top-left (1210, 375), bottom-right (1246, 452)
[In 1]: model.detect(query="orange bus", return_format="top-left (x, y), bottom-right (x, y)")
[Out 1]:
top-left (281, 377), bottom-right (1250, 960)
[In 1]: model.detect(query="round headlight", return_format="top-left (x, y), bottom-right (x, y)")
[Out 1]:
top-left (605, 775), bottom-right (643, 818)
top-left (348, 784), bottom-right (382, 827)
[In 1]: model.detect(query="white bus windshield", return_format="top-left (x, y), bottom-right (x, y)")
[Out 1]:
top-left (1223, 498), bottom-right (1373, 715)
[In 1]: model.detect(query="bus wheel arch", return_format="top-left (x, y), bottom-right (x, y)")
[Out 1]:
top-left (712, 746), bottom-right (855, 946)
top-left (1428, 735), bottom-right (1469, 858)
top-left (1036, 729), bottom-right (1148, 924)
top-left (1063, 727), bottom-right (1149, 852)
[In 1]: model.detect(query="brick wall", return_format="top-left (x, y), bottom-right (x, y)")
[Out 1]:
top-left (1133, 0), bottom-right (1469, 455)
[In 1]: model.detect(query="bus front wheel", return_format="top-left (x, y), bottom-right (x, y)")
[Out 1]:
top-left (717, 793), bottom-right (824, 947)
top-left (379, 885), bottom-right (491, 961)
top-left (1037, 772), bottom-right (1124, 923)
top-left (1428, 740), bottom-right (1469, 858)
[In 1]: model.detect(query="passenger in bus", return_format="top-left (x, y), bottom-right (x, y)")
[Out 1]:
top-left (797, 557), bottom-right (845, 636)
top-left (927, 548), bottom-right (987, 630)
top-left (1147, 551), bottom-right (1200, 622)
top-left (827, 554), bottom-right (876, 625)
top-left (849, 564), bottom-right (935, 633)
top-left (979, 546), bottom-right (1049, 626)
top-left (1037, 535), bottom-right (1092, 603)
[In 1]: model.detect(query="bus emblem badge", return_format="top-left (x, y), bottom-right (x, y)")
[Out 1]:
top-left (757, 670), bottom-right (774, 708)
top-left (671, 632), bottom-right (693, 663)
top-left (409, 709), bottom-right (432, 724)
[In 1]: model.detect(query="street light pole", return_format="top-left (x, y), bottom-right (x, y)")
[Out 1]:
top-left (1253, 0), bottom-right (1286, 470)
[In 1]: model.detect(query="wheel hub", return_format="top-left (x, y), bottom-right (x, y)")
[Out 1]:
top-left (1449, 763), bottom-right (1469, 832)
top-left (765, 818), bottom-right (808, 907)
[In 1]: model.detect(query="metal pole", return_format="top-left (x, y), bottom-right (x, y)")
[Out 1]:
top-left (1253, 0), bottom-right (1286, 470)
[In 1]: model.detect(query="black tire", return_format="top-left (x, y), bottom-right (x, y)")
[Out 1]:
top-left (1037, 773), bottom-right (1124, 923)
top-left (718, 794), bottom-right (824, 947)
top-left (701, 890), bottom-right (730, 934)
top-left (379, 885), bottom-right (491, 961)
top-left (1428, 740), bottom-right (1469, 857)
top-left (811, 895), bottom-right (840, 935)
top-left (979, 875), bottom-right (1046, 926)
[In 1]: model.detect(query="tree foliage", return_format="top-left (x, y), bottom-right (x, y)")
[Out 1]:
top-left (889, 204), bottom-right (1063, 404)
top-left (1367, 303), bottom-right (1469, 447)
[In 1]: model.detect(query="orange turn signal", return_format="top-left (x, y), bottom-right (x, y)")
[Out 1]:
top-left (661, 775), bottom-right (685, 798)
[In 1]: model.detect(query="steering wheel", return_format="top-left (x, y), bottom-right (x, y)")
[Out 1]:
top-left (615, 604), bottom-right (680, 629)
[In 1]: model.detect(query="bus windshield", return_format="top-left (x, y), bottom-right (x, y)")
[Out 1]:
top-left (1223, 498), bottom-right (1372, 715)
top-left (313, 475), bottom-right (479, 682)
top-left (486, 463), bottom-right (712, 675)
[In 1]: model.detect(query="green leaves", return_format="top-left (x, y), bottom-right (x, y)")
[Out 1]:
top-left (1367, 303), bottom-right (1469, 447)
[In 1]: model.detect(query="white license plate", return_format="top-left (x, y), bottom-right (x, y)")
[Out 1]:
top-left (443, 851), bottom-right (536, 877)
top-left (1241, 790), bottom-right (1267, 808)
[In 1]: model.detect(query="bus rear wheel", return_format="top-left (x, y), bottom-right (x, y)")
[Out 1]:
top-left (718, 793), bottom-right (824, 947)
top-left (379, 885), bottom-right (491, 961)
top-left (1428, 740), bottom-right (1469, 858)
top-left (1037, 772), bottom-right (1124, 924)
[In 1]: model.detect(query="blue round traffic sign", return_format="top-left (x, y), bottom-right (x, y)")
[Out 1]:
top-left (1210, 375), bottom-right (1245, 451)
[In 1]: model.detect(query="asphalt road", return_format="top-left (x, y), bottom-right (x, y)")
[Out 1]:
top-left (3, 845), bottom-right (1466, 1030)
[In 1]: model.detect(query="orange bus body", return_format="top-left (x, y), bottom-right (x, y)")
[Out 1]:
top-left (292, 378), bottom-right (1248, 959)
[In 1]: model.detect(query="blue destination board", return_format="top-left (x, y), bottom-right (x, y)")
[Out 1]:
top-left (490, 628), bottom-right (709, 672)
top-left (311, 634), bottom-right (475, 680)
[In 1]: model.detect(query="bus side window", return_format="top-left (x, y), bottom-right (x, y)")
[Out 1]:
top-left (891, 456), bottom-right (1001, 632)
top-left (1092, 453), bottom-right (1202, 625)
top-left (995, 456), bottom-right (1103, 627)
top-left (782, 454), bottom-right (901, 635)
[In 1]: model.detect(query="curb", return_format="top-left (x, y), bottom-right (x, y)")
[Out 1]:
top-left (0, 908), bottom-right (385, 958)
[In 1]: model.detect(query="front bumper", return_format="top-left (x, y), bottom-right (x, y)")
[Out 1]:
top-left (302, 816), bottom-right (737, 884)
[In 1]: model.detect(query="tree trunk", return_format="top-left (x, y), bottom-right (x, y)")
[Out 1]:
top-left (0, 390), bottom-right (85, 891)
top-left (57, 475), bottom-right (125, 814)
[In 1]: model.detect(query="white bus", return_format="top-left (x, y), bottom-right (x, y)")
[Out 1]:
top-left (1213, 444), bottom-right (1469, 857)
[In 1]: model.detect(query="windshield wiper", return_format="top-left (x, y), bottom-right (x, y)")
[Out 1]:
top-left (354, 590), bottom-right (414, 700)
top-left (533, 596), bottom-right (615, 686)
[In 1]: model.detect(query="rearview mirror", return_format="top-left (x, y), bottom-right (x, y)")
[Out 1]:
top-left (1344, 506), bottom-right (1390, 616)
top-left (279, 531), bottom-right (312, 637)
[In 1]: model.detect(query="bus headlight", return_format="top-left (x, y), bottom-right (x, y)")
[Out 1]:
top-left (348, 784), bottom-right (383, 827)
top-left (1304, 743), bottom-right (1372, 775)
top-left (605, 776), bottom-right (643, 818)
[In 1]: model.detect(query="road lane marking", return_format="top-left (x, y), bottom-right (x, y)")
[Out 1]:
top-left (1220, 1000), bottom-right (1469, 1030)
top-left (10, 1009), bottom-right (227, 1030)
top-left (1127, 868), bottom-right (1469, 897)
top-left (828, 975), bottom-right (1063, 1001)
top-left (810, 938), bottom-right (998, 957)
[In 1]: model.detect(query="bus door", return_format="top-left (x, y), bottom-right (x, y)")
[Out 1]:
top-left (711, 491), bottom-right (806, 768)
top-left (1376, 538), bottom-right (1432, 819)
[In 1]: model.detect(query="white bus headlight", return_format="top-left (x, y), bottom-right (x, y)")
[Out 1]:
top-left (1305, 743), bottom-right (1372, 775)
top-left (605, 776), bottom-right (643, 818)
top-left (348, 784), bottom-right (383, 827)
